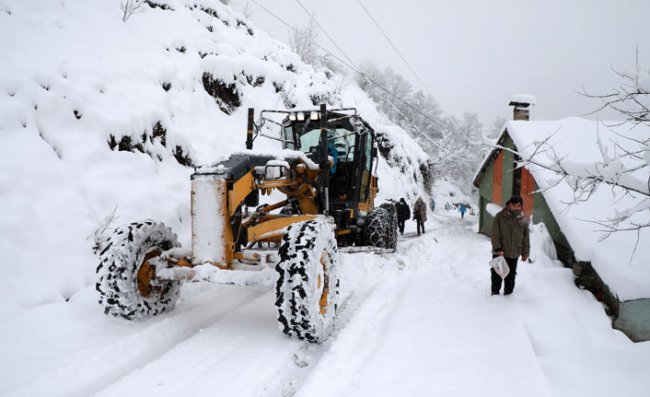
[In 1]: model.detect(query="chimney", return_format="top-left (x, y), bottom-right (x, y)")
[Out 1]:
top-left (508, 94), bottom-right (536, 121)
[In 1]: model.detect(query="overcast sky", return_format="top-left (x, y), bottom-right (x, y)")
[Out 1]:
top-left (236, 0), bottom-right (650, 127)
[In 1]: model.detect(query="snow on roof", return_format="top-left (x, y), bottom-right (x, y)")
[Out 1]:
top-left (509, 94), bottom-right (537, 106)
top-left (505, 117), bottom-right (650, 301)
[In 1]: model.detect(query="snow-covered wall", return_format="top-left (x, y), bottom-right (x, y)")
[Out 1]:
top-left (0, 0), bottom-right (428, 312)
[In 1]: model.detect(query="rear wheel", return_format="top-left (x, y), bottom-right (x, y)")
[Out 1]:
top-left (275, 219), bottom-right (340, 343)
top-left (359, 206), bottom-right (396, 250)
top-left (96, 220), bottom-right (182, 319)
top-left (380, 202), bottom-right (398, 251)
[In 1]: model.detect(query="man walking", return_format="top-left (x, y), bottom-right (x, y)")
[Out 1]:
top-left (491, 196), bottom-right (530, 295)
top-left (396, 198), bottom-right (410, 235)
top-left (459, 203), bottom-right (467, 219)
top-left (413, 196), bottom-right (427, 235)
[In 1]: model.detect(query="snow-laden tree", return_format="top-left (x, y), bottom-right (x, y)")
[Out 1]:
top-left (289, 18), bottom-right (320, 67)
top-left (355, 62), bottom-right (487, 192)
top-left (486, 117), bottom-right (507, 140)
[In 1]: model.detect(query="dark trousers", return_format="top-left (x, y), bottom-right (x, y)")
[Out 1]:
top-left (416, 217), bottom-right (425, 235)
top-left (398, 219), bottom-right (405, 234)
top-left (491, 256), bottom-right (518, 295)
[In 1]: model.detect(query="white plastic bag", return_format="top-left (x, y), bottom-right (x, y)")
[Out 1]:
top-left (489, 256), bottom-right (510, 279)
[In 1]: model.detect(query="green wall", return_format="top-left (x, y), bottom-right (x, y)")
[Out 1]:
top-left (478, 153), bottom-right (495, 235)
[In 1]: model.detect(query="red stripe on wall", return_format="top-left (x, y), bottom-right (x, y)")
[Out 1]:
top-left (521, 167), bottom-right (534, 217)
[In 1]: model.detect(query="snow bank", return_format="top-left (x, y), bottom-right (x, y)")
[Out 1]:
top-left (486, 203), bottom-right (503, 217)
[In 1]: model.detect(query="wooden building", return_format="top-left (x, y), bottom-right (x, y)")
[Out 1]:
top-left (473, 98), bottom-right (650, 342)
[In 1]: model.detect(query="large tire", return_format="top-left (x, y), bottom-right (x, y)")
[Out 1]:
top-left (359, 207), bottom-right (390, 248)
top-left (96, 220), bottom-right (182, 320)
top-left (380, 202), bottom-right (398, 251)
top-left (275, 219), bottom-right (340, 343)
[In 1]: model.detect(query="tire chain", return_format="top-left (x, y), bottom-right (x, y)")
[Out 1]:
top-left (96, 221), bottom-right (181, 320)
top-left (275, 221), bottom-right (339, 343)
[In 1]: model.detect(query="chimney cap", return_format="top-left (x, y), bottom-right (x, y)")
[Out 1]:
top-left (509, 94), bottom-right (536, 108)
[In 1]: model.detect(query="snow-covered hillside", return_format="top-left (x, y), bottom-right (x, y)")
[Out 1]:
top-left (0, 0), bottom-right (429, 312)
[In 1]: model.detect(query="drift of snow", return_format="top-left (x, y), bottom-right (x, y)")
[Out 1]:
top-left (486, 202), bottom-right (503, 217)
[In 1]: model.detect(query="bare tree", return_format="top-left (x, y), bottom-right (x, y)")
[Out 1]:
top-left (240, 0), bottom-right (254, 19)
top-left (582, 48), bottom-right (650, 125)
top-left (121, 0), bottom-right (143, 22)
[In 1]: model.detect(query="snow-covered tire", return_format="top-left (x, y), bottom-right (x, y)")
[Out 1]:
top-left (359, 207), bottom-right (390, 248)
top-left (380, 202), bottom-right (398, 251)
top-left (275, 219), bottom-right (340, 343)
top-left (96, 220), bottom-right (182, 320)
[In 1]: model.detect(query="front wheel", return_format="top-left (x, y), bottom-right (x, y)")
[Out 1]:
top-left (96, 220), bottom-right (182, 319)
top-left (275, 219), bottom-right (340, 343)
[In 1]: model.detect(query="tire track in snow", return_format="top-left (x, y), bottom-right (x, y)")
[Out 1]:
top-left (259, 253), bottom-right (410, 397)
top-left (262, 285), bottom-right (378, 397)
top-left (398, 216), bottom-right (486, 291)
top-left (7, 285), bottom-right (269, 397)
top-left (92, 289), bottom-right (286, 397)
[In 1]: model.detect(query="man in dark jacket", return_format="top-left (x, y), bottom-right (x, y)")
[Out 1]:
top-left (396, 198), bottom-right (410, 235)
top-left (413, 196), bottom-right (427, 235)
top-left (491, 195), bottom-right (530, 295)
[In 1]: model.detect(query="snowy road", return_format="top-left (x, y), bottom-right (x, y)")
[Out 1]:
top-left (2, 215), bottom-right (649, 397)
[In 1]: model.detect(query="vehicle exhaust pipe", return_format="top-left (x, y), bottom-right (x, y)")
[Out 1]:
top-left (246, 108), bottom-right (254, 150)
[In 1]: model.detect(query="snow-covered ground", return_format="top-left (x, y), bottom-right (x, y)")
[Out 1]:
top-left (2, 1), bottom-right (649, 396)
top-left (2, 214), bottom-right (648, 397)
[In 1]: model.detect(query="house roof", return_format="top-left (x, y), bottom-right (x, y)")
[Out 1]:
top-left (475, 117), bottom-right (650, 301)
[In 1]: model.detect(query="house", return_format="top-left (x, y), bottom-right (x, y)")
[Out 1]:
top-left (473, 97), bottom-right (650, 342)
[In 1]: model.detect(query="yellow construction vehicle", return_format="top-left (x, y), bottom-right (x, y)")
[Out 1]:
top-left (96, 105), bottom-right (397, 342)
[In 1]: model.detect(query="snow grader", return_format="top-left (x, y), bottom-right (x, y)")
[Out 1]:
top-left (96, 105), bottom-right (397, 342)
